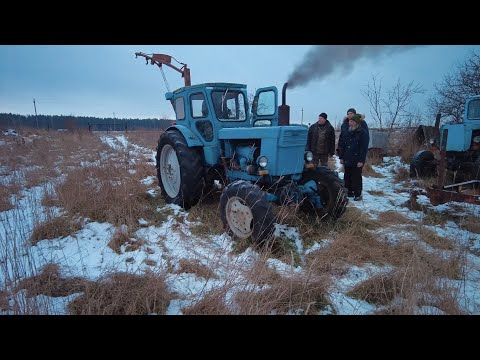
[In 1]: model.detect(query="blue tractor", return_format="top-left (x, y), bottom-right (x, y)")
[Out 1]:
top-left (410, 95), bottom-right (480, 205)
top-left (136, 52), bottom-right (348, 243)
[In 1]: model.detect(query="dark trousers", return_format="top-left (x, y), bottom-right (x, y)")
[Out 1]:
top-left (344, 166), bottom-right (363, 196)
top-left (314, 154), bottom-right (329, 167)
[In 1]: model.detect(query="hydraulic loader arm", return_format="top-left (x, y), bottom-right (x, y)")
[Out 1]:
top-left (135, 52), bottom-right (191, 87)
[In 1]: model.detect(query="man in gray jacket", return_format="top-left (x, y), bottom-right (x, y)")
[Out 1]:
top-left (307, 112), bottom-right (335, 167)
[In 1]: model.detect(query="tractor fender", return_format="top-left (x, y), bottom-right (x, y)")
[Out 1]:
top-left (166, 125), bottom-right (203, 147)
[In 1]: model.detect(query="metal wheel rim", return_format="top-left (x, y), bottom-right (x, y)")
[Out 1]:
top-left (225, 196), bottom-right (254, 238)
top-left (160, 144), bottom-right (181, 198)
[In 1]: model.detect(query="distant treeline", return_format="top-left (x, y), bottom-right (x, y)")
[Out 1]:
top-left (0, 113), bottom-right (175, 131)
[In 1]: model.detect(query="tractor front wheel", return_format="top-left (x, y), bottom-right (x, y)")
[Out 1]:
top-left (220, 181), bottom-right (275, 245)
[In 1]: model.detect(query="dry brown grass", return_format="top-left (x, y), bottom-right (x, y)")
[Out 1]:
top-left (182, 288), bottom-right (232, 315)
top-left (41, 190), bottom-right (59, 208)
top-left (235, 274), bottom-right (331, 315)
top-left (67, 271), bottom-right (172, 315)
top-left (377, 210), bottom-right (413, 225)
top-left (362, 164), bottom-right (385, 178)
top-left (388, 241), bottom-right (463, 280)
top-left (306, 207), bottom-right (462, 281)
top-left (420, 209), bottom-right (450, 226)
top-left (306, 232), bottom-right (389, 276)
top-left (125, 130), bottom-right (164, 151)
top-left (275, 206), bottom-right (379, 251)
top-left (30, 216), bottom-right (82, 245)
top-left (244, 258), bottom-right (282, 286)
top-left (0, 289), bottom-right (10, 311)
top-left (108, 229), bottom-right (131, 254)
top-left (0, 187), bottom-right (14, 211)
top-left (24, 167), bottom-right (58, 188)
top-left (349, 265), bottom-right (464, 315)
top-left (353, 148), bottom-right (385, 179)
top-left (134, 160), bottom-right (156, 180)
top-left (15, 263), bottom-right (90, 298)
top-left (176, 258), bottom-right (217, 279)
top-left (457, 215), bottom-right (480, 234)
top-left (410, 225), bottom-right (455, 251)
top-left (277, 208), bottom-right (328, 247)
top-left (55, 164), bottom-right (154, 228)
top-left (367, 150), bottom-right (384, 166)
top-left (0, 179), bottom-right (22, 211)
top-left (392, 128), bottom-right (423, 164)
top-left (187, 200), bottom-right (224, 237)
top-left (393, 167), bottom-right (410, 182)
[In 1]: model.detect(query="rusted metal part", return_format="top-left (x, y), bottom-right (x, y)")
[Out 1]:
top-left (408, 190), bottom-right (425, 210)
top-left (135, 52), bottom-right (191, 87)
top-left (426, 181), bottom-right (480, 206)
top-left (437, 128), bottom-right (448, 188)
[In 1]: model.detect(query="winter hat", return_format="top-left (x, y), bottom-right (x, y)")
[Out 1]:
top-left (351, 114), bottom-right (365, 124)
top-left (319, 112), bottom-right (328, 120)
top-left (347, 108), bottom-right (357, 114)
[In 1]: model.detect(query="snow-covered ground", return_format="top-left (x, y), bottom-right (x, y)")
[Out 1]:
top-left (1, 133), bottom-right (479, 314)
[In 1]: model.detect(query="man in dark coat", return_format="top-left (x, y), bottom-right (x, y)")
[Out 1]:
top-left (337, 107), bottom-right (369, 157)
top-left (306, 112), bottom-right (335, 167)
top-left (339, 113), bottom-right (369, 201)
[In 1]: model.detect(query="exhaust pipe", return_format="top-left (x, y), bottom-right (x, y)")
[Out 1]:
top-left (278, 82), bottom-right (290, 126)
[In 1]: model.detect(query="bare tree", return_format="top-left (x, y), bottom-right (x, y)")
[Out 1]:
top-left (361, 74), bottom-right (425, 134)
top-left (428, 51), bottom-right (480, 123)
top-left (361, 73), bottom-right (384, 128)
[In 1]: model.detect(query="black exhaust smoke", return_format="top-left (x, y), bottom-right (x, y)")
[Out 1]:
top-left (278, 82), bottom-right (290, 126)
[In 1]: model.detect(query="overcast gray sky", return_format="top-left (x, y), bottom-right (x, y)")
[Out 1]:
top-left (1, 45), bottom-right (479, 127)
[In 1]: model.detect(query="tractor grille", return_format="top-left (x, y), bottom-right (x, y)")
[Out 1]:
top-left (279, 129), bottom-right (307, 147)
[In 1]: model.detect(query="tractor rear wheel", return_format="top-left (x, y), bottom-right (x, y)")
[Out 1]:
top-left (410, 150), bottom-right (437, 178)
top-left (220, 181), bottom-right (275, 245)
top-left (156, 130), bottom-right (204, 209)
top-left (299, 167), bottom-right (348, 220)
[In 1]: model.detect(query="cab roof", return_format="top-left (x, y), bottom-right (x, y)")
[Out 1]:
top-left (173, 83), bottom-right (247, 94)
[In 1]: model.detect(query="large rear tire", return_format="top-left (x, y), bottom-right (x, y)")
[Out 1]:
top-left (156, 130), bottom-right (204, 210)
top-left (410, 150), bottom-right (436, 178)
top-left (299, 167), bottom-right (348, 220)
top-left (219, 181), bottom-right (275, 245)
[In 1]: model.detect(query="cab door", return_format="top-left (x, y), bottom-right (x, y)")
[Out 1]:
top-left (251, 87), bottom-right (278, 127)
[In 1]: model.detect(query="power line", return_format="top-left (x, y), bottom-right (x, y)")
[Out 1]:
top-left (33, 99), bottom-right (38, 128)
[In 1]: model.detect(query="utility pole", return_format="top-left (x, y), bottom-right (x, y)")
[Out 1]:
top-left (33, 99), bottom-right (39, 129)
top-left (113, 112), bottom-right (116, 132)
top-left (301, 108), bottom-right (304, 125)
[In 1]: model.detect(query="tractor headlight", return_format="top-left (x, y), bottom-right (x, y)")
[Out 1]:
top-left (257, 156), bottom-right (268, 168)
top-left (305, 151), bottom-right (313, 162)
top-left (429, 138), bottom-right (435, 145)
top-left (473, 135), bottom-right (480, 144)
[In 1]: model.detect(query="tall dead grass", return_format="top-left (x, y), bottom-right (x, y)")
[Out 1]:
top-left (67, 271), bottom-right (172, 315)
top-left (15, 263), bottom-right (89, 298)
top-left (349, 261), bottom-right (464, 315)
top-left (55, 163), bottom-right (153, 228)
top-left (30, 216), bottom-right (82, 245)
top-left (235, 274), bottom-right (331, 315)
top-left (125, 130), bottom-right (164, 151)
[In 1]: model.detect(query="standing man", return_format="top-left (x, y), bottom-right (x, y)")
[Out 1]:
top-left (337, 107), bottom-right (369, 157)
top-left (339, 114), bottom-right (369, 201)
top-left (307, 112), bottom-right (336, 167)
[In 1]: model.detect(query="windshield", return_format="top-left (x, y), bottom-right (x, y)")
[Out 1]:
top-left (211, 90), bottom-right (246, 121)
top-left (467, 99), bottom-right (480, 120)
